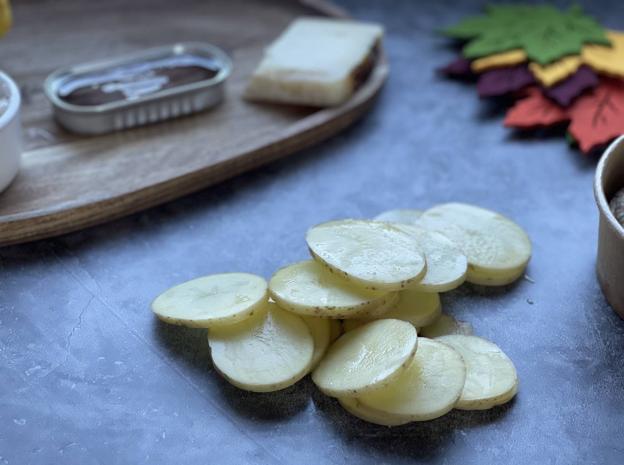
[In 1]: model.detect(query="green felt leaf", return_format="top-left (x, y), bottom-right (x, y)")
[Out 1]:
top-left (443, 4), bottom-right (610, 65)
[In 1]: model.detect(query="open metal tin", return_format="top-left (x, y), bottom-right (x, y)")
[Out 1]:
top-left (44, 42), bottom-right (232, 135)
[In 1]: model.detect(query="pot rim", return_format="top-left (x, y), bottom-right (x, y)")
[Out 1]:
top-left (594, 135), bottom-right (624, 240)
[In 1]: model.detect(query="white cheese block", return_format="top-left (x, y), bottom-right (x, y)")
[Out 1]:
top-left (244, 17), bottom-right (383, 107)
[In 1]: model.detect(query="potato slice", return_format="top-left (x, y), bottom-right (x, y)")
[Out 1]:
top-left (358, 338), bottom-right (466, 421)
top-left (312, 319), bottom-right (417, 397)
top-left (339, 397), bottom-right (409, 426)
top-left (306, 220), bottom-right (427, 291)
top-left (152, 273), bottom-right (268, 328)
top-left (393, 224), bottom-right (468, 292)
top-left (342, 290), bottom-right (440, 331)
top-left (301, 316), bottom-right (332, 369)
top-left (374, 209), bottom-right (423, 224)
top-left (329, 319), bottom-right (342, 342)
top-left (208, 303), bottom-right (314, 392)
top-left (420, 314), bottom-right (473, 338)
top-left (269, 260), bottom-right (391, 318)
top-left (417, 203), bottom-right (531, 286)
top-left (437, 335), bottom-right (518, 410)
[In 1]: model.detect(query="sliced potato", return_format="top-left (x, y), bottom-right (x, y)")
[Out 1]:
top-left (374, 209), bottom-right (423, 224)
top-left (312, 319), bottom-right (417, 397)
top-left (208, 303), bottom-right (314, 392)
top-left (306, 220), bottom-right (427, 291)
top-left (269, 260), bottom-right (391, 318)
top-left (358, 338), bottom-right (466, 421)
top-left (152, 273), bottom-right (268, 328)
top-left (329, 319), bottom-right (342, 342)
top-left (301, 315), bottom-right (332, 369)
top-left (417, 203), bottom-right (531, 286)
top-left (339, 397), bottom-right (409, 426)
top-left (420, 314), bottom-right (474, 338)
top-left (393, 224), bottom-right (468, 292)
top-left (437, 335), bottom-right (518, 410)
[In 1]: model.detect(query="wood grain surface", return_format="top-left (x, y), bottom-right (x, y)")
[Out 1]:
top-left (0, 0), bottom-right (388, 246)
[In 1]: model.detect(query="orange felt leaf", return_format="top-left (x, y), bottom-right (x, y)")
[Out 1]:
top-left (504, 88), bottom-right (569, 128)
top-left (567, 78), bottom-right (624, 153)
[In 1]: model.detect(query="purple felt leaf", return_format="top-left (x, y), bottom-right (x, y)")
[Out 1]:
top-left (544, 66), bottom-right (599, 107)
top-left (477, 65), bottom-right (535, 97)
top-left (438, 57), bottom-right (474, 78)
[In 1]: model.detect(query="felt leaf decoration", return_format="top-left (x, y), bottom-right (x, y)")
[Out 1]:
top-left (582, 31), bottom-right (624, 79)
top-left (444, 4), bottom-right (610, 65)
top-left (438, 57), bottom-right (474, 79)
top-left (529, 55), bottom-right (583, 87)
top-left (477, 65), bottom-right (535, 97)
top-left (471, 49), bottom-right (527, 73)
top-left (544, 66), bottom-right (599, 107)
top-left (567, 78), bottom-right (624, 153)
top-left (504, 88), bottom-right (569, 129)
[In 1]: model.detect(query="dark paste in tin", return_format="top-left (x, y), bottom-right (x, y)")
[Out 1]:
top-left (58, 54), bottom-right (220, 106)
top-left (610, 187), bottom-right (624, 228)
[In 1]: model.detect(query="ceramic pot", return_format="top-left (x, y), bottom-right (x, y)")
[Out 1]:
top-left (0, 71), bottom-right (21, 193)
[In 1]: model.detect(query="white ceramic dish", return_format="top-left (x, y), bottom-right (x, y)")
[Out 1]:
top-left (0, 71), bottom-right (21, 193)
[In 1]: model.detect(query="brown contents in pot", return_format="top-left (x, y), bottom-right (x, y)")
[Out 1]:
top-left (610, 187), bottom-right (624, 228)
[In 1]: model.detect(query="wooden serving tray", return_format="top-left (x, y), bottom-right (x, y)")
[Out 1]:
top-left (0, 0), bottom-right (388, 246)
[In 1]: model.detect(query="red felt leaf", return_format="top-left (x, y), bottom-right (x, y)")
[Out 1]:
top-left (504, 87), bottom-right (569, 128)
top-left (567, 78), bottom-right (624, 153)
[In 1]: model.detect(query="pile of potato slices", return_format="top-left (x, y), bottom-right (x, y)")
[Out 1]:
top-left (152, 203), bottom-right (530, 426)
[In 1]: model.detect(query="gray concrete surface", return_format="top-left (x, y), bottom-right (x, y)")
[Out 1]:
top-left (2, 1), bottom-right (624, 464)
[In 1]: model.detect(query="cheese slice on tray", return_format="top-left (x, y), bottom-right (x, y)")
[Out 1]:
top-left (244, 17), bottom-right (383, 107)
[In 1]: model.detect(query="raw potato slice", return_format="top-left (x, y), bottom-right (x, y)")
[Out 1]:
top-left (437, 335), bottom-right (518, 410)
top-left (312, 319), bottom-right (417, 397)
top-left (420, 314), bottom-right (474, 338)
top-left (208, 303), bottom-right (314, 392)
top-left (393, 224), bottom-right (468, 292)
top-left (152, 273), bottom-right (268, 328)
top-left (301, 316), bottom-right (332, 369)
top-left (306, 220), bottom-right (427, 291)
top-left (244, 17), bottom-right (383, 107)
top-left (341, 293), bottom-right (401, 331)
top-left (329, 319), bottom-right (342, 342)
top-left (374, 209), bottom-right (423, 224)
top-left (339, 397), bottom-right (409, 426)
top-left (269, 260), bottom-right (390, 318)
top-left (417, 203), bottom-right (531, 286)
top-left (358, 338), bottom-right (466, 422)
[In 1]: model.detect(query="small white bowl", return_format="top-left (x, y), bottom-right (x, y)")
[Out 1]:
top-left (0, 71), bottom-right (21, 194)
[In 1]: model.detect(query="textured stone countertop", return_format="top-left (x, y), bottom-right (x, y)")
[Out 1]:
top-left (1, 1), bottom-right (624, 464)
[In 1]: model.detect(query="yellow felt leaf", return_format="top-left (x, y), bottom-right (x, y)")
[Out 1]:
top-left (471, 49), bottom-right (527, 73)
top-left (529, 55), bottom-right (583, 87)
top-left (0, 0), bottom-right (11, 37)
top-left (582, 31), bottom-right (624, 79)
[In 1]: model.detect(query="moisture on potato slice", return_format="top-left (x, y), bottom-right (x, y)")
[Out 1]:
top-left (312, 319), bottom-right (417, 397)
top-left (208, 303), bottom-right (314, 392)
top-left (301, 315), bottom-right (332, 369)
top-left (339, 397), bottom-right (410, 426)
top-left (152, 273), bottom-right (268, 328)
top-left (437, 335), bottom-right (518, 410)
top-left (306, 220), bottom-right (427, 291)
top-left (420, 314), bottom-right (474, 338)
top-left (358, 338), bottom-right (466, 422)
top-left (417, 203), bottom-right (531, 286)
top-left (374, 209), bottom-right (423, 224)
top-left (269, 260), bottom-right (391, 318)
top-left (393, 224), bottom-right (468, 292)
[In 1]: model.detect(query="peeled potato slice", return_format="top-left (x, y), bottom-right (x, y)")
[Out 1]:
top-left (306, 220), bottom-right (427, 291)
top-left (301, 316), bottom-right (332, 369)
top-left (312, 319), bottom-right (417, 397)
top-left (269, 260), bottom-right (391, 318)
top-left (339, 397), bottom-right (409, 426)
top-left (208, 303), bottom-right (314, 392)
top-left (420, 314), bottom-right (474, 338)
top-left (358, 338), bottom-right (466, 422)
top-left (152, 273), bottom-right (268, 328)
top-left (437, 335), bottom-right (518, 410)
top-left (417, 203), bottom-right (531, 286)
top-left (393, 224), bottom-right (468, 292)
top-left (374, 209), bottom-right (423, 224)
